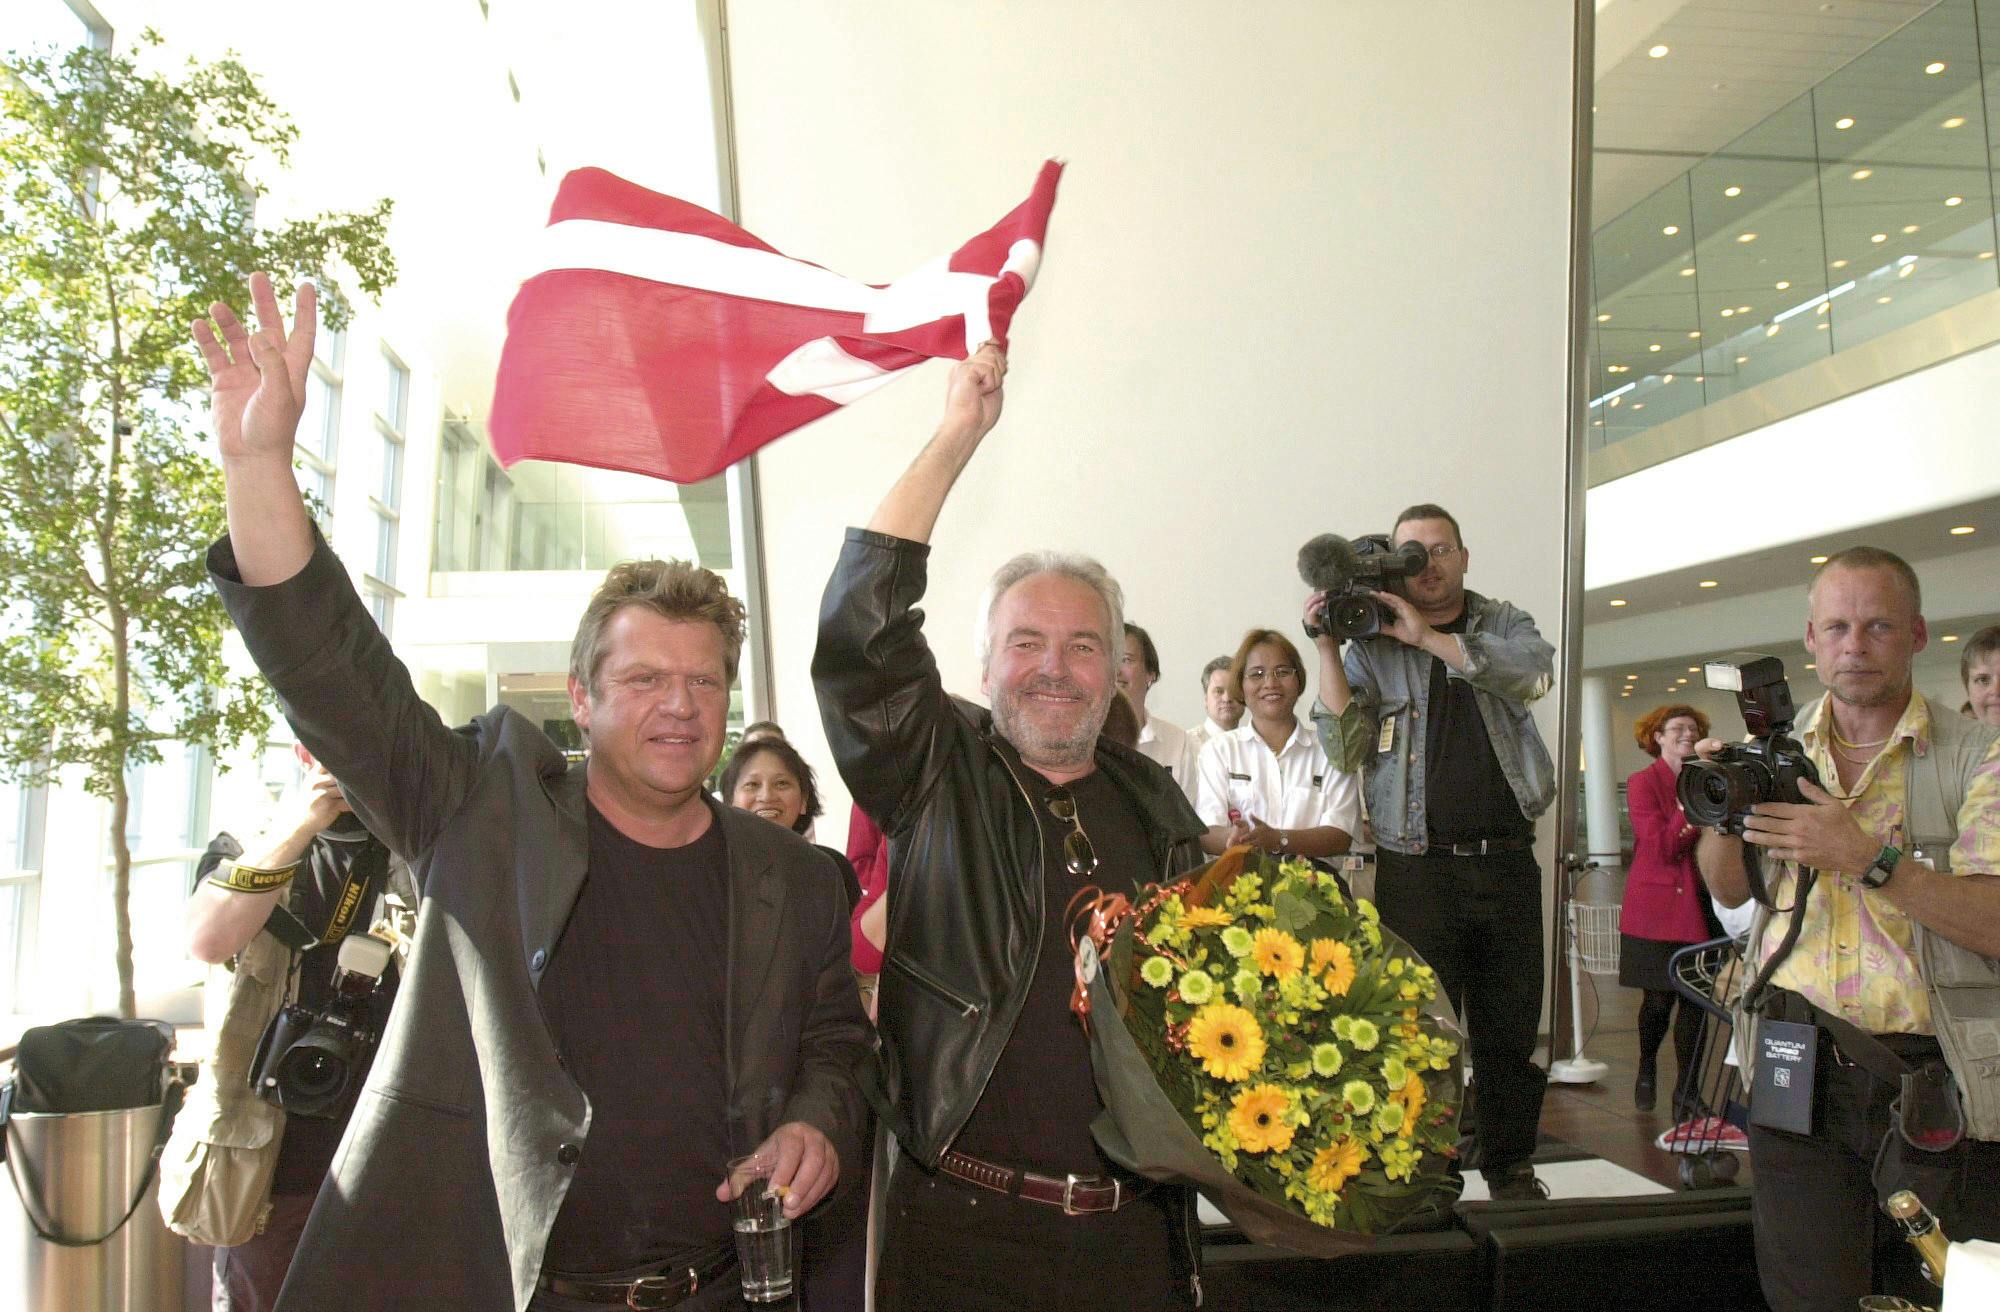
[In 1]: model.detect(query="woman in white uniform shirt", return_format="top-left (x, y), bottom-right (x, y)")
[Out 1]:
top-left (1195, 628), bottom-right (1361, 857)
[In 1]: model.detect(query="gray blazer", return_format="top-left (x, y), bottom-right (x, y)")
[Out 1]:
top-left (210, 535), bottom-right (868, 1311)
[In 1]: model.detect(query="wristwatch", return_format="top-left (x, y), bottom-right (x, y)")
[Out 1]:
top-left (1859, 843), bottom-right (1901, 890)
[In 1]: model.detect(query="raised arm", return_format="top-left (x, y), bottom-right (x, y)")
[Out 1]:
top-left (186, 764), bottom-right (347, 963)
top-left (864, 346), bottom-right (1005, 543)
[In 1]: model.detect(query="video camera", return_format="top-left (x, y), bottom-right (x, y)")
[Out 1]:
top-left (1297, 533), bottom-right (1432, 641)
top-left (250, 931), bottom-right (394, 1119)
top-left (1675, 653), bottom-right (1821, 908)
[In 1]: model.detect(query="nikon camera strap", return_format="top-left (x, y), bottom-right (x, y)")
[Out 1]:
top-left (263, 831), bottom-right (386, 952)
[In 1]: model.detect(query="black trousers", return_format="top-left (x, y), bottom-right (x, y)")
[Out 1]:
top-left (1749, 1025), bottom-right (2000, 1312)
top-left (1373, 846), bottom-right (1546, 1176)
top-left (875, 1157), bottom-right (1192, 1311)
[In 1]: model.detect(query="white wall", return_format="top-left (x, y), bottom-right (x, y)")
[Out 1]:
top-left (723, 2), bottom-right (1583, 850)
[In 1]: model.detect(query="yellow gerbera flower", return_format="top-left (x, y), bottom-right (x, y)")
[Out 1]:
top-left (1252, 928), bottom-right (1305, 981)
top-left (1306, 1136), bottom-right (1366, 1194)
top-left (1180, 905), bottom-right (1233, 929)
top-left (1227, 1084), bottom-right (1295, 1154)
top-left (1390, 1071), bottom-right (1427, 1124)
top-left (1311, 938), bottom-right (1357, 995)
top-left (1186, 1002), bottom-right (1267, 1081)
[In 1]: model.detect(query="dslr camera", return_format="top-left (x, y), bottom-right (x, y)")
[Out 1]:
top-left (250, 931), bottom-right (394, 1119)
top-left (1675, 653), bottom-right (1821, 845)
top-left (1298, 533), bottom-right (1431, 641)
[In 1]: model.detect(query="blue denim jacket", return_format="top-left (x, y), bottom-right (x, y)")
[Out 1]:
top-left (1309, 589), bottom-right (1555, 855)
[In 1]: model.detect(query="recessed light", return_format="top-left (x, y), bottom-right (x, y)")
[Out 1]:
top-left (1871, 232), bottom-right (1889, 243)
top-left (1878, 295), bottom-right (1893, 304)
top-left (1737, 232), bottom-right (1758, 243)
top-left (1949, 525), bottom-right (1976, 535)
top-left (1805, 663), bottom-right (1816, 670)
top-left (1926, 61), bottom-right (1946, 75)
top-left (1899, 263), bottom-right (1915, 278)
top-left (1902, 224), bottom-right (1920, 234)
top-left (1610, 598), bottom-right (1628, 607)
top-left (1680, 267), bottom-right (1696, 277)
top-left (1625, 673), bottom-right (1639, 680)
top-left (1597, 312), bottom-right (1611, 322)
top-left (1946, 196), bottom-right (1964, 207)
top-left (1663, 225), bottom-right (1680, 236)
top-left (1633, 403), bottom-right (1645, 410)
top-left (1983, 252), bottom-right (1996, 260)
top-left (1735, 355), bottom-right (1749, 364)
top-left (1720, 308), bottom-right (1735, 318)
top-left (1851, 168), bottom-right (1873, 181)
top-left (1737, 305), bottom-right (1751, 313)
top-left (1662, 373), bottom-right (1675, 382)
top-left (1649, 343), bottom-right (1662, 352)
top-left (1810, 554), bottom-right (1829, 564)
top-left (1943, 635), bottom-right (1960, 643)
top-left (1943, 117), bottom-right (1967, 129)
top-left (1765, 324), bottom-right (1781, 337)
top-left (1819, 322), bottom-right (1831, 329)
top-left (1688, 330), bottom-right (1701, 339)
top-left (1831, 259), bottom-right (1850, 269)
top-left (1649, 44), bottom-right (1671, 58)
top-left (1676, 677), bottom-right (1689, 684)
top-left (1724, 185), bottom-right (1742, 197)
top-left (1694, 375), bottom-right (1705, 382)
top-left (1698, 580), bottom-right (1719, 589)
top-left (1835, 116), bottom-right (1856, 130)
top-left (1775, 280), bottom-right (1791, 290)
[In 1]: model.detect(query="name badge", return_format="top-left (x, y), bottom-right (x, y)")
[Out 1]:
top-left (1311, 774), bottom-right (1324, 788)
top-left (1377, 719), bottom-right (1395, 754)
top-left (1751, 1018), bottom-right (1817, 1135)
top-left (1227, 772), bottom-right (1251, 783)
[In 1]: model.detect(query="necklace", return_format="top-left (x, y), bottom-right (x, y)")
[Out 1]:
top-left (1829, 722), bottom-right (1890, 751)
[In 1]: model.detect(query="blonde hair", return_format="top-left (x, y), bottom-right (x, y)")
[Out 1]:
top-left (569, 559), bottom-right (748, 693)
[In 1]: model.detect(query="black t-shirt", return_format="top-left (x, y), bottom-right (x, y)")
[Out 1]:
top-left (539, 807), bottom-right (733, 1274)
top-left (1423, 612), bottom-right (1532, 845)
top-left (271, 817), bottom-right (397, 1197)
top-left (951, 767), bottom-right (1153, 1177)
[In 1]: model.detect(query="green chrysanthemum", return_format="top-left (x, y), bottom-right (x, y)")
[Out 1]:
top-left (1347, 1019), bottom-right (1381, 1051)
top-left (1375, 1101), bottom-right (1407, 1135)
top-left (1232, 969), bottom-right (1262, 1004)
top-left (1178, 969), bottom-right (1216, 1005)
top-left (1381, 1055), bottom-right (1409, 1088)
top-left (1221, 926), bottom-right (1254, 958)
top-left (1141, 955), bottom-right (1175, 988)
top-left (1311, 1042), bottom-right (1345, 1077)
top-left (1342, 1079), bottom-right (1377, 1114)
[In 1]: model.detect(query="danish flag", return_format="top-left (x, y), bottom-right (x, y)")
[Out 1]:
top-left (489, 160), bottom-right (1063, 483)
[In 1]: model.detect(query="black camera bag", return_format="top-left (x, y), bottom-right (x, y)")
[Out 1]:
top-left (2, 1016), bottom-right (183, 1246)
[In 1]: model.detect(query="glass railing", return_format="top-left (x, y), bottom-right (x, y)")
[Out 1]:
top-left (1589, 0), bottom-right (2000, 450)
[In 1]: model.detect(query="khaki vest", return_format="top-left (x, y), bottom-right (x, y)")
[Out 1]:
top-left (1737, 694), bottom-right (2000, 1141)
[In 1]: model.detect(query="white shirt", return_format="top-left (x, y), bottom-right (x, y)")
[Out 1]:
top-left (1195, 720), bottom-right (1362, 837)
top-left (1185, 718), bottom-right (1232, 758)
top-left (1136, 713), bottom-right (1199, 802)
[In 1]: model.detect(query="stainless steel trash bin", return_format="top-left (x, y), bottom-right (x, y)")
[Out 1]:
top-left (2, 1101), bottom-right (185, 1312)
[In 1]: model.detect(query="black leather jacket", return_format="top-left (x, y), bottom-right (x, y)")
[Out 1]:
top-left (813, 529), bottom-right (1207, 1165)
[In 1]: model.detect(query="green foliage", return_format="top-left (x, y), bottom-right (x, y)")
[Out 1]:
top-left (0, 32), bottom-right (396, 1013)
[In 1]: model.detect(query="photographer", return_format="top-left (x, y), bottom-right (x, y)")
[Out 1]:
top-left (1692, 548), bottom-right (2000, 1312)
top-left (183, 746), bottom-right (406, 1312)
top-left (1305, 504), bottom-right (1556, 1200)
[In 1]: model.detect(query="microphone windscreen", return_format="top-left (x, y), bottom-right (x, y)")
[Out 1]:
top-left (1297, 534), bottom-right (1359, 592)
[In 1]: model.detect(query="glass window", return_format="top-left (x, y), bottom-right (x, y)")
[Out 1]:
top-left (0, 0), bottom-right (96, 54)
top-left (366, 588), bottom-right (394, 637)
top-left (382, 352), bottom-right (409, 434)
top-left (314, 323), bottom-right (346, 373)
top-left (378, 430), bottom-right (403, 510)
top-left (374, 510), bottom-right (398, 584)
top-left (299, 371), bottom-right (340, 464)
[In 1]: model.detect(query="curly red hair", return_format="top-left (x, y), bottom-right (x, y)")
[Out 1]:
top-left (1634, 703), bottom-right (1709, 756)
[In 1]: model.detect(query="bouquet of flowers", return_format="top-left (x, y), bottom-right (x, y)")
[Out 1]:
top-left (1074, 849), bottom-right (1464, 1255)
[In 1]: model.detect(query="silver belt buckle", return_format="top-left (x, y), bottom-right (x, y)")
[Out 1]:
top-left (625, 1267), bottom-right (695, 1310)
top-left (1061, 1173), bottom-right (1119, 1215)
top-left (1062, 1172), bottom-right (1084, 1215)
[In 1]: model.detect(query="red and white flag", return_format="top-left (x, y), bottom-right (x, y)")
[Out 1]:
top-left (489, 160), bottom-right (1063, 483)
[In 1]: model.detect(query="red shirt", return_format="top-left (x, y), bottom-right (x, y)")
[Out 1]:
top-left (1619, 757), bottom-right (1712, 943)
top-left (846, 804), bottom-right (888, 973)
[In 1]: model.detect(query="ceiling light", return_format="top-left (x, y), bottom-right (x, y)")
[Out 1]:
top-left (1950, 525), bottom-right (1976, 535)
top-left (1983, 252), bottom-right (1996, 260)
top-left (1737, 232), bottom-right (1758, 243)
top-left (1609, 599), bottom-right (1628, 608)
top-left (1597, 312), bottom-right (1611, 322)
top-left (1946, 196), bottom-right (1964, 207)
top-left (1662, 373), bottom-right (1675, 382)
top-left (1724, 185), bottom-right (1742, 197)
top-left (1632, 402), bottom-right (1645, 410)
top-left (1625, 673), bottom-right (1639, 680)
top-left (1765, 324), bottom-right (1781, 337)
top-left (1817, 302), bottom-right (1830, 314)
top-left (1878, 295), bottom-right (1893, 303)
top-left (1720, 307), bottom-right (1735, 318)
top-left (1810, 554), bottom-right (1829, 564)
top-left (1735, 355), bottom-right (1749, 364)
top-left (1688, 330), bottom-right (1701, 339)
top-left (1851, 168), bottom-right (1873, 181)
top-left (1902, 224), bottom-right (1920, 234)
top-left (1609, 396), bottom-right (1622, 407)
top-left (1871, 232), bottom-right (1889, 243)
top-left (1698, 580), bottom-right (1719, 588)
top-left (1775, 280), bottom-right (1791, 290)
top-left (1680, 266), bottom-right (1696, 277)
top-left (1806, 663), bottom-right (1816, 670)
top-left (1738, 305), bottom-right (1751, 313)
top-left (1943, 117), bottom-right (1967, 129)
top-left (1695, 374), bottom-right (1705, 382)
top-left (1831, 259), bottom-right (1850, 269)
top-left (1819, 322), bottom-right (1831, 329)
top-left (1835, 116), bottom-right (1856, 130)
top-left (1899, 263), bottom-right (1914, 278)
top-left (1649, 343), bottom-right (1662, 352)
top-left (1687, 667), bottom-right (1700, 673)
top-left (1663, 225), bottom-right (1680, 236)
top-left (1650, 44), bottom-right (1671, 58)
top-left (1943, 635), bottom-right (1961, 643)
top-left (1925, 61), bottom-right (1946, 75)
top-left (1676, 677), bottom-right (1689, 684)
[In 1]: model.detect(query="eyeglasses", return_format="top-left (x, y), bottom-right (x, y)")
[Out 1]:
top-left (1243, 665), bottom-right (1300, 682)
top-left (1418, 543), bottom-right (1461, 560)
top-left (1044, 786), bottom-right (1099, 877)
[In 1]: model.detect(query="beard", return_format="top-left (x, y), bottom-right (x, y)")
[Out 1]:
top-left (992, 675), bottom-right (1108, 768)
top-left (1828, 672), bottom-right (1911, 710)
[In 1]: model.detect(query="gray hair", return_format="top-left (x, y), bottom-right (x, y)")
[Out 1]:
top-left (975, 550), bottom-right (1126, 671)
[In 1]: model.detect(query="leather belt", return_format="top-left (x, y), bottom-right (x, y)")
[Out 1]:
top-left (1437, 834), bottom-right (1534, 856)
top-left (938, 1148), bottom-right (1151, 1215)
top-left (537, 1245), bottom-right (737, 1309)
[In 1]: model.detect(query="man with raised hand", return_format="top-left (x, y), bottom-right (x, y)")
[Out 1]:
top-left (813, 347), bottom-right (1208, 1309)
top-left (194, 275), bottom-right (866, 1312)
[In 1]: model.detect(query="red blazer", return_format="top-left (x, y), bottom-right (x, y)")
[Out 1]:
top-left (1620, 757), bottom-right (1712, 943)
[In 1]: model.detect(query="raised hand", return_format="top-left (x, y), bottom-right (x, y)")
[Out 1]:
top-left (940, 342), bottom-right (1006, 439)
top-left (192, 273), bottom-right (317, 465)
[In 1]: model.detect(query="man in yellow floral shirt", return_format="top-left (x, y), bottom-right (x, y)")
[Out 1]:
top-left (1696, 546), bottom-right (2000, 1312)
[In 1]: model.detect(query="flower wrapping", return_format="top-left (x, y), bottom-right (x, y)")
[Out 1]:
top-left (1078, 849), bottom-right (1464, 1255)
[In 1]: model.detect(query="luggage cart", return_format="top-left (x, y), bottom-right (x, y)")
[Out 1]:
top-left (1663, 937), bottom-right (1752, 1189)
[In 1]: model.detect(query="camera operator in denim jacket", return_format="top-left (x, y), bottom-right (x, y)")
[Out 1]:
top-left (1306, 503), bottom-right (1556, 1200)
top-left (185, 745), bottom-right (407, 1312)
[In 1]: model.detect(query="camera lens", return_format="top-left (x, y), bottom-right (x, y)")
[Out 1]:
top-left (279, 1040), bottom-right (350, 1102)
top-left (1330, 595), bottom-right (1379, 639)
top-left (1676, 758), bottom-right (1755, 829)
